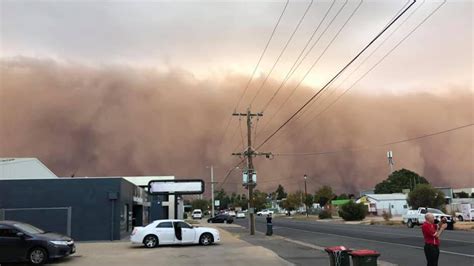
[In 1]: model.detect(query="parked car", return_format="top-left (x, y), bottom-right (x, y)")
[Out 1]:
top-left (207, 214), bottom-right (234, 224)
top-left (228, 210), bottom-right (236, 217)
top-left (0, 220), bottom-right (75, 265)
top-left (236, 211), bottom-right (246, 219)
top-left (192, 209), bottom-right (203, 219)
top-left (402, 207), bottom-right (453, 228)
top-left (257, 209), bottom-right (274, 216)
top-left (131, 219), bottom-right (220, 248)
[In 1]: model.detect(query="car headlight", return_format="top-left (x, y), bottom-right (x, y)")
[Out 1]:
top-left (50, 240), bottom-right (69, 246)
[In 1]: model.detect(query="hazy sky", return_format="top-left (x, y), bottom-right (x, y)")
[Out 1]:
top-left (1, 1), bottom-right (473, 192)
top-left (1, 0), bottom-right (472, 93)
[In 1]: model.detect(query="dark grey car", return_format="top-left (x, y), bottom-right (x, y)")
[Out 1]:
top-left (0, 220), bottom-right (75, 264)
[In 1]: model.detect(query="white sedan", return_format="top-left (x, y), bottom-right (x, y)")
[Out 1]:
top-left (131, 219), bottom-right (220, 248)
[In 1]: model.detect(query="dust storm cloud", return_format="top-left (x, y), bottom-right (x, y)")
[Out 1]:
top-left (0, 57), bottom-right (472, 194)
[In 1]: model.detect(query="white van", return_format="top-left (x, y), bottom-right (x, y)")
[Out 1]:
top-left (192, 209), bottom-right (203, 219)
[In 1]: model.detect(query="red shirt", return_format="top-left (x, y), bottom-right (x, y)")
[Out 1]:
top-left (422, 222), bottom-right (439, 246)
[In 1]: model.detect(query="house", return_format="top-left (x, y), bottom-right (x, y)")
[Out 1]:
top-left (357, 193), bottom-right (408, 216)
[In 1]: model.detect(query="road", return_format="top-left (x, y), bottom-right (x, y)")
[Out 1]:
top-left (234, 216), bottom-right (474, 266)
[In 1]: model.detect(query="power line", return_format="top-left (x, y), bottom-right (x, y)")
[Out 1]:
top-left (256, 0), bottom-right (417, 150)
top-left (249, 0), bottom-right (314, 107)
top-left (258, 0), bottom-right (344, 114)
top-left (258, 0), bottom-right (362, 135)
top-left (217, 0), bottom-right (290, 150)
top-left (270, 0), bottom-right (428, 149)
top-left (273, 123), bottom-right (473, 157)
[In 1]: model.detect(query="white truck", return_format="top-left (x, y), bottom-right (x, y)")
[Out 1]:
top-left (455, 203), bottom-right (474, 221)
top-left (402, 207), bottom-right (453, 228)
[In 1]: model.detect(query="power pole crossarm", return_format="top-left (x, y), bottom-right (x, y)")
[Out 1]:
top-left (231, 108), bottom-right (272, 236)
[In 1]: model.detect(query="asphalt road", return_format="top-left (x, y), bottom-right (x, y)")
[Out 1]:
top-left (234, 217), bottom-right (474, 266)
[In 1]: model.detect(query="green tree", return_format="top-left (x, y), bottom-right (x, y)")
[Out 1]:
top-left (275, 184), bottom-right (287, 200)
top-left (374, 169), bottom-right (428, 194)
top-left (253, 190), bottom-right (269, 211)
top-left (338, 201), bottom-right (367, 221)
top-left (191, 199), bottom-right (209, 211)
top-left (455, 191), bottom-right (469, 198)
top-left (215, 188), bottom-right (230, 209)
top-left (337, 193), bottom-right (349, 200)
top-left (304, 193), bottom-right (314, 208)
top-left (282, 192), bottom-right (301, 211)
top-left (314, 185), bottom-right (335, 207)
top-left (407, 184), bottom-right (445, 209)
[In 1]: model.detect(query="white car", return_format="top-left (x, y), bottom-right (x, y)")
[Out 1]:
top-left (257, 209), bottom-right (274, 216)
top-left (236, 211), bottom-right (246, 219)
top-left (192, 209), bottom-right (203, 219)
top-left (131, 219), bottom-right (220, 248)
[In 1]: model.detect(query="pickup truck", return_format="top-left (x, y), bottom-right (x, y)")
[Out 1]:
top-left (455, 203), bottom-right (474, 221)
top-left (402, 207), bottom-right (453, 228)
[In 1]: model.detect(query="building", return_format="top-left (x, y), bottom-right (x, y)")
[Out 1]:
top-left (0, 177), bottom-right (146, 241)
top-left (357, 193), bottom-right (408, 216)
top-left (0, 158), bottom-right (187, 241)
top-left (359, 188), bottom-right (375, 197)
top-left (453, 187), bottom-right (474, 197)
top-left (0, 158), bottom-right (57, 179)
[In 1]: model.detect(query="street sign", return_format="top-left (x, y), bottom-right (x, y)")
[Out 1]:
top-left (243, 171), bottom-right (257, 184)
top-left (214, 200), bottom-right (220, 207)
top-left (148, 179), bottom-right (204, 195)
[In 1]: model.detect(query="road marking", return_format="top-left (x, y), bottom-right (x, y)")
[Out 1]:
top-left (274, 219), bottom-right (474, 244)
top-left (276, 226), bottom-right (474, 258)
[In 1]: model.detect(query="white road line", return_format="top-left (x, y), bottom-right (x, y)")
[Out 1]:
top-left (276, 226), bottom-right (474, 258)
top-left (274, 220), bottom-right (474, 244)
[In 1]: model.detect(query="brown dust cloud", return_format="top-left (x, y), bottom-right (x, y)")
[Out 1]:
top-left (1, 57), bottom-right (472, 195)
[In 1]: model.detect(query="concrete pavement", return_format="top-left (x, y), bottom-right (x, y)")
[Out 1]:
top-left (42, 222), bottom-right (292, 266)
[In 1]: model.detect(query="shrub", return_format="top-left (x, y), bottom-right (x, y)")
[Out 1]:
top-left (382, 211), bottom-right (392, 221)
top-left (338, 201), bottom-right (367, 221)
top-left (183, 213), bottom-right (188, 219)
top-left (318, 209), bottom-right (332, 219)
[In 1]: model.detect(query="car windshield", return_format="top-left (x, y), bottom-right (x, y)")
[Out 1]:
top-left (14, 223), bottom-right (45, 234)
top-left (428, 208), bottom-right (443, 214)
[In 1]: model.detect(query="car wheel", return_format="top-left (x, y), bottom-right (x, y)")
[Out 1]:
top-left (199, 233), bottom-right (213, 246)
top-left (29, 247), bottom-right (48, 265)
top-left (458, 216), bottom-right (464, 222)
top-left (407, 219), bottom-right (414, 228)
top-left (143, 235), bottom-right (159, 248)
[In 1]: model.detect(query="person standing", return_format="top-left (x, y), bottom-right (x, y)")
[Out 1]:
top-left (266, 213), bottom-right (273, 236)
top-left (421, 213), bottom-right (447, 266)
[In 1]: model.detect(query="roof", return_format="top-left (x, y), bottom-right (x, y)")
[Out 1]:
top-left (331, 199), bottom-right (352, 206)
top-left (0, 158), bottom-right (57, 179)
top-left (123, 176), bottom-right (175, 187)
top-left (366, 193), bottom-right (407, 201)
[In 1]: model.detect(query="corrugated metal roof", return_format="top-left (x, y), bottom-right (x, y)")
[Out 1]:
top-left (365, 193), bottom-right (407, 201)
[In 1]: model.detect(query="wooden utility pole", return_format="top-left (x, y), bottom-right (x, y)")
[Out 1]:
top-left (232, 108), bottom-right (272, 235)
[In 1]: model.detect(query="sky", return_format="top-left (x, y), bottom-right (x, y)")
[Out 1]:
top-left (0, 0), bottom-right (473, 194)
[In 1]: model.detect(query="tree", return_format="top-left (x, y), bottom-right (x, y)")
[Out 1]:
top-left (304, 193), bottom-right (314, 208)
top-left (215, 188), bottom-right (230, 209)
top-left (282, 192), bottom-right (301, 212)
top-left (191, 199), bottom-right (209, 211)
top-left (314, 185), bottom-right (336, 207)
top-left (455, 191), bottom-right (469, 198)
top-left (253, 190), bottom-right (269, 211)
top-left (275, 184), bottom-right (287, 200)
top-left (407, 184), bottom-right (445, 209)
top-left (337, 193), bottom-right (349, 200)
top-left (338, 201), bottom-right (367, 221)
top-left (374, 169), bottom-right (428, 194)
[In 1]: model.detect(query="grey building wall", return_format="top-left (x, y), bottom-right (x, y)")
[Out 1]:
top-left (0, 178), bottom-right (136, 241)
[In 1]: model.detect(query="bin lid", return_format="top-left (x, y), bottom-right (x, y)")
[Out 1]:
top-left (324, 246), bottom-right (348, 252)
top-left (350, 249), bottom-right (380, 257)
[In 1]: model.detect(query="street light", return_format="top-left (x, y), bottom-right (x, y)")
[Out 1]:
top-left (304, 174), bottom-right (308, 217)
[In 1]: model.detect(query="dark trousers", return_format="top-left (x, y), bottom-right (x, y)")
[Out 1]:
top-left (424, 244), bottom-right (439, 266)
